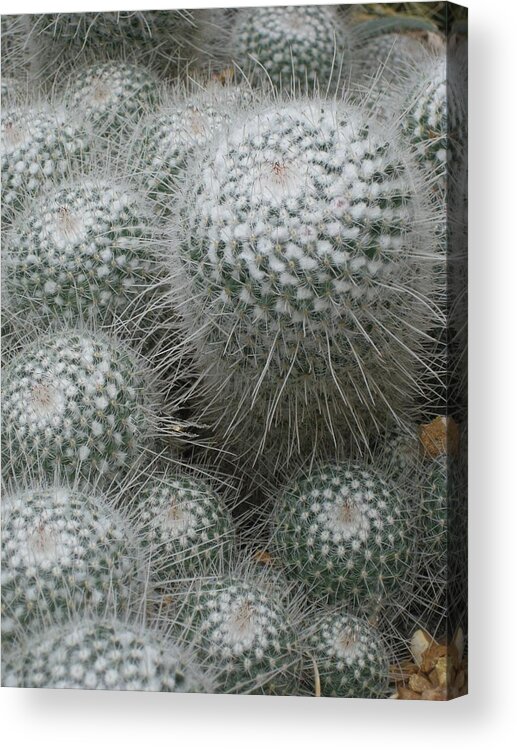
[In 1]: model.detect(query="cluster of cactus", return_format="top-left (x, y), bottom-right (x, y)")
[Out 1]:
top-left (1, 4), bottom-right (467, 699)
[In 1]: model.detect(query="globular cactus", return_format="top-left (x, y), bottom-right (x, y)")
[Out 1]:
top-left (303, 609), bottom-right (390, 698)
top-left (349, 15), bottom-right (444, 92)
top-left (132, 469), bottom-right (236, 586)
top-left (1, 328), bottom-right (159, 484)
top-left (2, 177), bottom-right (160, 328)
top-left (24, 11), bottom-right (201, 82)
top-left (169, 573), bottom-right (303, 695)
top-left (171, 98), bottom-right (441, 465)
top-left (2, 617), bottom-right (213, 692)
top-left (396, 55), bottom-right (448, 193)
top-left (1, 102), bottom-right (90, 221)
top-left (62, 61), bottom-right (158, 136)
top-left (271, 461), bottom-right (414, 613)
top-left (133, 82), bottom-right (255, 203)
top-left (1, 484), bottom-right (141, 645)
top-left (227, 5), bottom-right (351, 92)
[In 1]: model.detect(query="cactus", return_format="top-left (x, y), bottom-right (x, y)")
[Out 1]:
top-left (228, 6), bottom-right (351, 92)
top-left (1, 102), bottom-right (90, 221)
top-left (396, 55), bottom-right (448, 193)
top-left (171, 98), bottom-right (440, 464)
top-left (2, 177), bottom-right (160, 328)
top-left (2, 617), bottom-right (212, 692)
top-left (303, 609), bottom-right (390, 698)
top-left (271, 461), bottom-right (414, 613)
top-left (22, 11), bottom-right (201, 83)
top-left (62, 61), bottom-right (158, 136)
top-left (1, 484), bottom-right (141, 644)
top-left (1, 328), bottom-right (159, 484)
top-left (349, 16), bottom-right (445, 91)
top-left (169, 574), bottom-right (303, 695)
top-left (133, 82), bottom-right (255, 203)
top-left (132, 469), bottom-right (236, 586)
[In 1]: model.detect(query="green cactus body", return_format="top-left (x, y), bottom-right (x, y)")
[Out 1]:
top-left (63, 61), bottom-right (157, 134)
top-left (3, 179), bottom-right (159, 327)
top-left (271, 462), bottom-right (414, 612)
top-left (2, 618), bottom-right (211, 692)
top-left (176, 576), bottom-right (302, 695)
top-left (133, 471), bottom-right (235, 585)
top-left (1, 486), bottom-right (140, 643)
top-left (172, 99), bottom-right (439, 463)
top-left (2, 329), bottom-right (157, 483)
top-left (304, 610), bottom-right (390, 698)
top-left (1, 104), bottom-right (90, 220)
top-left (230, 6), bottom-right (350, 91)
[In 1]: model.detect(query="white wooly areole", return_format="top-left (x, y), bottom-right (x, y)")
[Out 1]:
top-left (170, 98), bottom-right (443, 466)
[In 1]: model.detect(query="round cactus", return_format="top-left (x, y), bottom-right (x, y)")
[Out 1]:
top-left (349, 16), bottom-right (444, 91)
top-left (1, 328), bottom-right (158, 484)
top-left (27, 11), bottom-right (200, 81)
top-left (171, 98), bottom-right (440, 464)
top-left (271, 461), bottom-right (414, 612)
top-left (397, 56), bottom-right (448, 190)
top-left (172, 575), bottom-right (302, 695)
top-left (1, 485), bottom-right (141, 644)
top-left (2, 617), bottom-right (212, 692)
top-left (229, 6), bottom-right (350, 91)
top-left (2, 178), bottom-right (159, 328)
top-left (134, 83), bottom-right (254, 202)
top-left (62, 61), bottom-right (158, 135)
top-left (1, 103), bottom-right (90, 220)
top-left (132, 469), bottom-right (235, 586)
top-left (303, 609), bottom-right (390, 698)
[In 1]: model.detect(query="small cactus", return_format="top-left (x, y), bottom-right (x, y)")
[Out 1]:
top-left (1, 484), bottom-right (141, 644)
top-left (303, 609), bottom-right (390, 698)
top-left (1, 328), bottom-right (159, 484)
top-left (229, 6), bottom-right (351, 92)
top-left (132, 469), bottom-right (236, 586)
top-left (271, 461), bottom-right (414, 612)
top-left (170, 574), bottom-right (303, 695)
top-left (2, 178), bottom-right (160, 328)
top-left (2, 617), bottom-right (213, 692)
top-left (349, 16), bottom-right (444, 91)
top-left (62, 61), bottom-right (158, 136)
top-left (1, 103), bottom-right (90, 221)
top-left (134, 83), bottom-right (254, 203)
